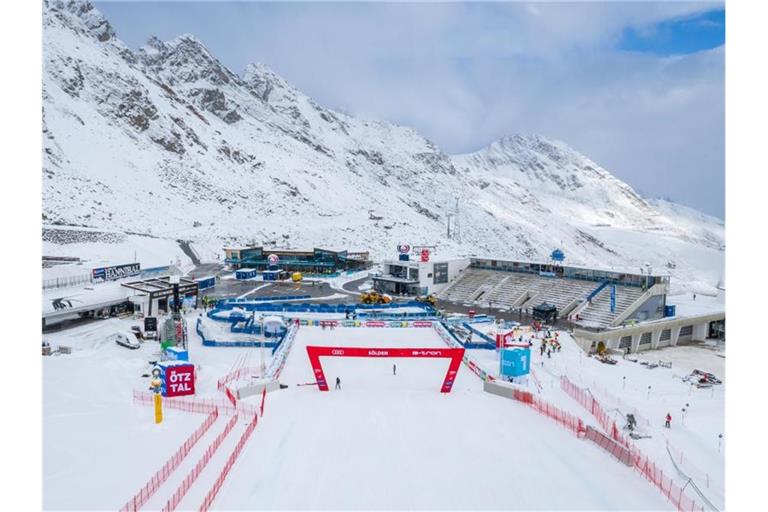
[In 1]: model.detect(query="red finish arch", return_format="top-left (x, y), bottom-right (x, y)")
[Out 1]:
top-left (306, 346), bottom-right (465, 393)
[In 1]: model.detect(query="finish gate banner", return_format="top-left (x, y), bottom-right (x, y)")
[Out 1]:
top-left (306, 346), bottom-right (464, 393)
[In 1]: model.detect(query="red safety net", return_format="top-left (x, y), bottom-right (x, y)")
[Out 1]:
top-left (198, 415), bottom-right (260, 512)
top-left (119, 409), bottom-right (219, 512)
top-left (161, 414), bottom-right (239, 512)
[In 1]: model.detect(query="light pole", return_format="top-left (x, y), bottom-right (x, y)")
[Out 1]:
top-left (681, 407), bottom-right (687, 426)
top-left (623, 376), bottom-right (626, 391)
top-left (647, 385), bottom-right (651, 399)
top-left (718, 433), bottom-right (723, 453)
top-left (260, 315), bottom-right (266, 377)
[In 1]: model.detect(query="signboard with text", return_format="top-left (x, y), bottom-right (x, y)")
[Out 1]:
top-left (92, 263), bottom-right (141, 282)
top-left (160, 363), bottom-right (196, 397)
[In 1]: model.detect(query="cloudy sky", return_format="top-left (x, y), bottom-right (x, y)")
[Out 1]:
top-left (95, 1), bottom-right (725, 218)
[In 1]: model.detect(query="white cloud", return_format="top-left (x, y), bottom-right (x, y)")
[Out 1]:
top-left (95, 0), bottom-right (725, 216)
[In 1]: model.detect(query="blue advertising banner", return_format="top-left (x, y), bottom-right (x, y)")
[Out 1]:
top-left (500, 348), bottom-right (531, 377)
top-left (610, 285), bottom-right (616, 313)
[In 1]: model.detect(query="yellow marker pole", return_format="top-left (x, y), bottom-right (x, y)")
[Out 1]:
top-left (154, 393), bottom-right (163, 424)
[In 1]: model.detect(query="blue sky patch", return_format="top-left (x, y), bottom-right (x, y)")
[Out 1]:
top-left (619, 8), bottom-right (725, 55)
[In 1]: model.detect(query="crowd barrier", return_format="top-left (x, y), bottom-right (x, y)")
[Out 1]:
top-left (632, 449), bottom-right (706, 512)
top-left (667, 440), bottom-right (716, 490)
top-left (197, 318), bottom-right (287, 351)
top-left (434, 322), bottom-right (495, 382)
top-left (558, 378), bottom-right (707, 511)
top-left (213, 300), bottom-right (434, 313)
top-left (222, 295), bottom-right (311, 305)
top-left (162, 414), bottom-right (239, 512)
top-left (119, 409), bottom-right (219, 512)
top-left (133, 390), bottom-right (259, 417)
top-left (199, 414), bottom-right (260, 512)
top-left (265, 322), bottom-right (299, 380)
top-left (443, 315), bottom-right (495, 325)
top-left (580, 378), bottom-right (653, 428)
top-left (584, 426), bottom-right (633, 466)
top-left (462, 323), bottom-right (497, 344)
top-left (484, 381), bottom-right (586, 436)
top-left (298, 319), bottom-right (436, 328)
top-left (560, 375), bottom-right (630, 448)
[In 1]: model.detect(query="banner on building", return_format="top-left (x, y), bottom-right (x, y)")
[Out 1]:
top-left (92, 263), bottom-right (141, 282)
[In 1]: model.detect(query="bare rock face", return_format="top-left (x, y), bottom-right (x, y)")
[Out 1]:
top-left (42, 0), bottom-right (724, 292)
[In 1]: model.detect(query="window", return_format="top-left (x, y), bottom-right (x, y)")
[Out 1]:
top-left (660, 329), bottom-right (671, 341)
top-left (640, 332), bottom-right (652, 345)
top-left (679, 325), bottom-right (693, 336)
top-left (433, 263), bottom-right (448, 284)
top-left (619, 336), bottom-right (632, 349)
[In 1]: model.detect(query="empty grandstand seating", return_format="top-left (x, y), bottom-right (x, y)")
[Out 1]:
top-left (438, 269), bottom-right (503, 304)
top-left (438, 267), bottom-right (648, 328)
top-left (575, 285), bottom-right (645, 327)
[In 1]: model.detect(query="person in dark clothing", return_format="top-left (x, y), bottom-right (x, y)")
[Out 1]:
top-left (665, 413), bottom-right (672, 428)
top-left (547, 349), bottom-right (552, 359)
top-left (345, 311), bottom-right (350, 319)
top-left (335, 377), bottom-right (341, 390)
top-left (393, 364), bottom-right (397, 376)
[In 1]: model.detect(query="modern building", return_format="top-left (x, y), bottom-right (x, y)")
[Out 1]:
top-left (224, 246), bottom-right (371, 274)
top-left (373, 258), bottom-right (471, 296)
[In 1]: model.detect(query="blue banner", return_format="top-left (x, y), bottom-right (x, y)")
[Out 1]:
top-left (500, 348), bottom-right (531, 377)
top-left (610, 285), bottom-right (616, 313)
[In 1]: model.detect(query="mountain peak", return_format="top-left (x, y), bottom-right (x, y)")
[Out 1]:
top-left (48, 0), bottom-right (116, 42)
top-left (138, 33), bottom-right (240, 86)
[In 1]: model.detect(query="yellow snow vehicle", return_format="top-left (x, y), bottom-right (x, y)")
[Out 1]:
top-left (415, 294), bottom-right (437, 306)
top-left (360, 291), bottom-right (392, 304)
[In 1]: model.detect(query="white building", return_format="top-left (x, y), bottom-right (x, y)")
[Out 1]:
top-left (372, 257), bottom-right (471, 296)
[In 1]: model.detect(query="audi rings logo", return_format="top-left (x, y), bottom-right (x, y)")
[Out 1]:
top-left (397, 243), bottom-right (411, 254)
top-left (331, 349), bottom-right (345, 356)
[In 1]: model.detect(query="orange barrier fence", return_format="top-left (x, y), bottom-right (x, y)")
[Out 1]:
top-left (198, 414), bottom-right (260, 512)
top-left (133, 389), bottom-right (259, 417)
top-left (119, 408), bottom-right (219, 512)
top-left (584, 426), bottom-right (633, 466)
top-left (558, 377), bottom-right (707, 511)
top-left (633, 450), bottom-right (706, 512)
top-left (484, 381), bottom-right (586, 437)
top-left (560, 376), bottom-right (630, 447)
top-left (161, 414), bottom-right (239, 512)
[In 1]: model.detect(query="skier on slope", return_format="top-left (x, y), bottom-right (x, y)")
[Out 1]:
top-left (335, 377), bottom-right (341, 390)
top-left (665, 412), bottom-right (672, 428)
top-left (393, 364), bottom-right (397, 376)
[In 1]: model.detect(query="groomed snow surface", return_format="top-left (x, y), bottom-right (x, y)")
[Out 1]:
top-left (44, 318), bottom-right (678, 510)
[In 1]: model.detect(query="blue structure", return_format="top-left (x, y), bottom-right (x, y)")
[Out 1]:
top-left (500, 348), bottom-right (531, 377)
top-left (551, 249), bottom-right (565, 262)
top-left (196, 276), bottom-right (216, 291)
top-left (664, 305), bottom-right (677, 317)
top-left (235, 268), bottom-right (257, 280)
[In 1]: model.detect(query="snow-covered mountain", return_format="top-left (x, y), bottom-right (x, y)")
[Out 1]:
top-left (42, 0), bottom-right (724, 294)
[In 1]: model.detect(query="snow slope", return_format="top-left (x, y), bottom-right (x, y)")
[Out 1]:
top-left (213, 326), bottom-right (670, 510)
top-left (42, 1), bottom-right (723, 293)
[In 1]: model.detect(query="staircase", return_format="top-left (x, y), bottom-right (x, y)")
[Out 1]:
top-left (576, 285), bottom-right (646, 328)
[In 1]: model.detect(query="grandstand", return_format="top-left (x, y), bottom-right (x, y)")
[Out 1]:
top-left (437, 258), bottom-right (669, 330)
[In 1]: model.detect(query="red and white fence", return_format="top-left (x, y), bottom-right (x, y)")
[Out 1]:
top-left (584, 426), bottom-right (633, 466)
top-left (161, 414), bottom-right (240, 512)
top-left (632, 449), bottom-right (705, 512)
top-left (120, 408), bottom-right (219, 512)
top-left (199, 414), bottom-right (260, 512)
top-left (484, 381), bottom-right (586, 437)
top-left (560, 375), bottom-right (630, 448)
top-left (133, 390), bottom-right (259, 417)
top-left (558, 377), bottom-right (707, 511)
